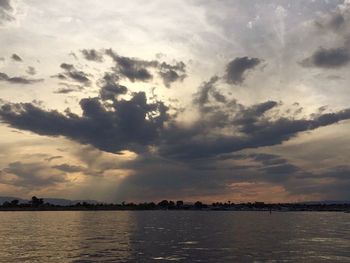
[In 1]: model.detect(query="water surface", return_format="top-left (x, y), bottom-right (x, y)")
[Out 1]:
top-left (0, 211), bottom-right (349, 262)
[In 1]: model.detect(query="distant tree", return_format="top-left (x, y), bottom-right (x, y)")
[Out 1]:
top-left (158, 200), bottom-right (169, 208)
top-left (176, 200), bottom-right (184, 207)
top-left (194, 201), bottom-right (203, 209)
top-left (168, 201), bottom-right (175, 209)
top-left (10, 200), bottom-right (19, 206)
top-left (31, 196), bottom-right (44, 207)
top-left (2, 201), bottom-right (10, 207)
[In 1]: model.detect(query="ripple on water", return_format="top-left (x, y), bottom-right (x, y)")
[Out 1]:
top-left (152, 256), bottom-right (186, 261)
top-left (0, 211), bottom-right (350, 263)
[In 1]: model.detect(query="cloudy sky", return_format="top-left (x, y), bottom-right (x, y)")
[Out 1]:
top-left (1, 0), bottom-right (350, 203)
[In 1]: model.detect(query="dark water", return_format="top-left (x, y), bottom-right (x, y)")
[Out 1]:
top-left (0, 211), bottom-right (349, 262)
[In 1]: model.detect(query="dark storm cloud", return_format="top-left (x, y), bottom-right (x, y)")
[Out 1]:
top-left (2, 82), bottom-right (346, 162)
top-left (1, 75), bottom-right (350, 201)
top-left (193, 75), bottom-right (229, 121)
top-left (106, 49), bottom-right (187, 86)
top-left (233, 101), bottom-right (278, 133)
top-left (248, 153), bottom-right (287, 166)
top-left (81, 49), bottom-right (104, 62)
top-left (106, 49), bottom-right (156, 82)
top-left (110, 152), bottom-right (301, 201)
top-left (1, 162), bottom-right (66, 188)
top-left (237, 154), bottom-right (350, 198)
top-left (226, 154), bottom-right (300, 183)
top-left (259, 163), bottom-right (299, 182)
top-left (0, 91), bottom-right (169, 153)
top-left (283, 165), bottom-right (350, 200)
top-left (54, 63), bottom-right (90, 84)
top-left (225, 57), bottom-right (261, 85)
top-left (98, 73), bottom-right (127, 101)
top-left (159, 61), bottom-right (186, 87)
top-left (101, 141), bottom-right (350, 201)
top-left (2, 77), bottom-right (348, 162)
top-left (299, 165), bottom-right (350, 181)
top-left (11, 53), bottom-right (22, 62)
top-left (321, 166), bottom-right (350, 181)
top-left (158, 78), bottom-right (350, 160)
top-left (0, 72), bottom-right (43, 84)
top-left (111, 154), bottom-right (235, 201)
top-left (301, 47), bottom-right (350, 68)
top-left (305, 3), bottom-right (350, 70)
top-left (192, 76), bottom-right (236, 129)
top-left (193, 76), bottom-right (222, 106)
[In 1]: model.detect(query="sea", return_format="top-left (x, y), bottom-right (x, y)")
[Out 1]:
top-left (0, 211), bottom-right (349, 262)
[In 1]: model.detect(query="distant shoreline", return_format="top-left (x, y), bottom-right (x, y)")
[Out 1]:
top-left (1, 197), bottom-right (350, 212)
top-left (0, 208), bottom-right (349, 212)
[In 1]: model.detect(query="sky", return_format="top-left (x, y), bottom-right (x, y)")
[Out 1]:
top-left (1, 0), bottom-right (350, 203)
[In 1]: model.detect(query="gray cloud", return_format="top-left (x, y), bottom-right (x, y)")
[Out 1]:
top-left (112, 149), bottom-right (350, 201)
top-left (159, 61), bottom-right (186, 87)
top-left (193, 76), bottom-right (222, 106)
top-left (314, 4), bottom-right (348, 33)
top-left (0, 0), bottom-right (11, 10)
top-left (2, 76), bottom-right (350, 164)
top-left (106, 49), bottom-right (156, 82)
top-left (98, 73), bottom-right (127, 101)
top-left (0, 72), bottom-right (43, 84)
top-left (109, 153), bottom-right (233, 201)
top-left (301, 47), bottom-right (350, 68)
top-left (54, 87), bottom-right (80, 94)
top-left (52, 164), bottom-right (85, 173)
top-left (225, 57), bottom-right (261, 85)
top-left (54, 63), bottom-right (90, 84)
top-left (0, 91), bottom-right (169, 154)
top-left (106, 49), bottom-right (187, 86)
top-left (248, 153), bottom-right (287, 166)
top-left (326, 13), bottom-right (345, 31)
top-left (233, 101), bottom-right (279, 134)
top-left (54, 83), bottom-right (83, 94)
top-left (45, 156), bottom-right (63, 162)
top-left (1, 161), bottom-right (66, 188)
top-left (81, 49), bottom-right (104, 62)
top-left (302, 4), bottom-right (350, 70)
top-left (0, 0), bottom-right (14, 25)
top-left (11, 53), bottom-right (22, 62)
top-left (283, 165), bottom-right (350, 200)
top-left (157, 77), bottom-right (350, 160)
top-left (1, 1), bottom-right (350, 201)
top-left (26, 66), bottom-right (36, 75)
top-left (108, 151), bottom-right (301, 201)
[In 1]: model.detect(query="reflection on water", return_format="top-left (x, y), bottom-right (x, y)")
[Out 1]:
top-left (0, 211), bottom-right (349, 262)
top-left (0, 211), bottom-right (133, 262)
